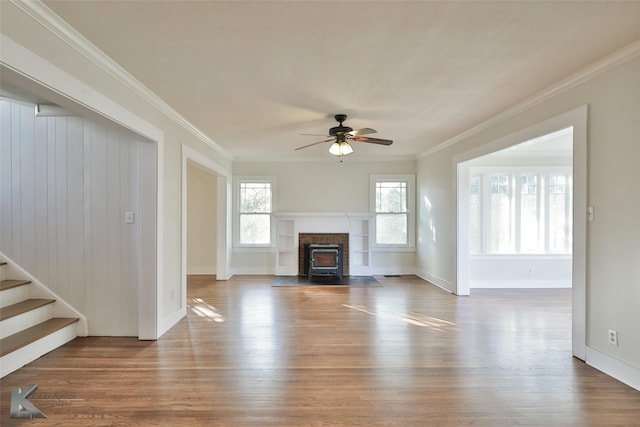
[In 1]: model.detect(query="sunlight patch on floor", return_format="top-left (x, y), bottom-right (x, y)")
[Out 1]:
top-left (342, 304), bottom-right (456, 331)
top-left (188, 298), bottom-right (225, 322)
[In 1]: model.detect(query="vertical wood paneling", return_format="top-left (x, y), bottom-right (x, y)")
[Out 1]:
top-left (124, 142), bottom-right (140, 335)
top-left (19, 104), bottom-right (36, 274)
top-left (10, 103), bottom-right (22, 263)
top-left (0, 99), bottom-right (140, 337)
top-left (0, 101), bottom-right (13, 249)
top-left (34, 114), bottom-right (49, 281)
top-left (82, 120), bottom-right (92, 314)
top-left (119, 138), bottom-right (132, 334)
top-left (107, 128), bottom-right (121, 335)
top-left (46, 117), bottom-right (58, 287)
top-left (89, 122), bottom-right (109, 335)
top-left (55, 116), bottom-right (69, 296)
top-left (66, 117), bottom-right (84, 308)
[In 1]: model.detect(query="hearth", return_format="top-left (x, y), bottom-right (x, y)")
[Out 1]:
top-left (306, 244), bottom-right (343, 280)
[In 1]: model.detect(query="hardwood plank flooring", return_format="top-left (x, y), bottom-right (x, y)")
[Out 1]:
top-left (1, 275), bottom-right (639, 426)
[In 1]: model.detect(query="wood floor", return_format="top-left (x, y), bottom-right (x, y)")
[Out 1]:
top-left (1, 275), bottom-right (639, 426)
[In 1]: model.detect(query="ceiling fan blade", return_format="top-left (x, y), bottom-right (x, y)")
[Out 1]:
top-left (295, 138), bottom-right (334, 150)
top-left (350, 136), bottom-right (393, 146)
top-left (300, 133), bottom-right (330, 137)
top-left (349, 127), bottom-right (377, 137)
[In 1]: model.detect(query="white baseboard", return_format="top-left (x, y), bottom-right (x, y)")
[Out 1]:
top-left (231, 267), bottom-right (276, 275)
top-left (158, 307), bottom-right (186, 339)
top-left (370, 267), bottom-right (416, 277)
top-left (415, 269), bottom-right (455, 293)
top-left (216, 272), bottom-right (233, 281)
top-left (470, 280), bottom-right (572, 289)
top-left (186, 268), bottom-right (217, 275)
top-left (586, 346), bottom-right (640, 391)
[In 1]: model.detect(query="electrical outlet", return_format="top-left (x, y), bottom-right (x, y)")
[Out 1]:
top-left (608, 329), bottom-right (618, 346)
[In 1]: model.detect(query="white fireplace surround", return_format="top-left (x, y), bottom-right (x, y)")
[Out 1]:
top-left (274, 212), bottom-right (373, 276)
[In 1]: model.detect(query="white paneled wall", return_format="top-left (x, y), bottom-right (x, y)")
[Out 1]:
top-left (0, 99), bottom-right (140, 336)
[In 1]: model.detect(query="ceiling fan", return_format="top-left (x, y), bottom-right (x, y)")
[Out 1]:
top-left (295, 114), bottom-right (393, 157)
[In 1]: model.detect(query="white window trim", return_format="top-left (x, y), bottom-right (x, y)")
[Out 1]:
top-left (233, 175), bottom-right (277, 249)
top-left (370, 174), bottom-right (416, 251)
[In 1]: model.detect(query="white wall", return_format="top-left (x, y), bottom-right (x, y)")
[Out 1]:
top-left (0, 99), bottom-right (139, 336)
top-left (416, 55), bottom-right (640, 385)
top-left (232, 160), bottom-right (417, 275)
top-left (187, 162), bottom-right (217, 274)
top-left (234, 160), bottom-right (415, 212)
top-left (469, 256), bottom-right (571, 288)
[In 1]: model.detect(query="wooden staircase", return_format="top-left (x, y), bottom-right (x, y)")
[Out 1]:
top-left (1, 259), bottom-right (84, 377)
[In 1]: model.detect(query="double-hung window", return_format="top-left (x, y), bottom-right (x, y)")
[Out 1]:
top-left (236, 178), bottom-right (275, 246)
top-left (489, 174), bottom-right (513, 253)
top-left (371, 174), bottom-right (415, 248)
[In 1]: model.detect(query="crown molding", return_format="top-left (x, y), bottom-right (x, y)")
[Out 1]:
top-left (9, 0), bottom-right (233, 160)
top-left (233, 154), bottom-right (417, 163)
top-left (418, 38), bottom-right (640, 159)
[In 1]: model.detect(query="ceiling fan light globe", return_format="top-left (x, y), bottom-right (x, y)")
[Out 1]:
top-left (329, 141), bottom-right (354, 156)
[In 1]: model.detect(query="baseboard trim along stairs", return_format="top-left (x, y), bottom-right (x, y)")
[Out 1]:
top-left (0, 255), bottom-right (87, 378)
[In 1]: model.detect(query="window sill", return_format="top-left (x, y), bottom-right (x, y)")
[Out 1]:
top-left (233, 246), bottom-right (275, 253)
top-left (372, 246), bottom-right (416, 253)
top-left (470, 253), bottom-right (571, 260)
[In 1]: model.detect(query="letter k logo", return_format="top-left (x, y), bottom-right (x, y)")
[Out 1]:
top-left (10, 384), bottom-right (47, 419)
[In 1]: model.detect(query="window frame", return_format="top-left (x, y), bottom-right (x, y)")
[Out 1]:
top-left (233, 176), bottom-right (277, 249)
top-left (370, 174), bottom-right (416, 250)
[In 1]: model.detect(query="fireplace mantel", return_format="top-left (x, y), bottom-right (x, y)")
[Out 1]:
top-left (274, 212), bottom-right (373, 276)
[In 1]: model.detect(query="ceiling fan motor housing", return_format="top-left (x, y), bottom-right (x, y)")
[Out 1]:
top-left (329, 114), bottom-right (353, 135)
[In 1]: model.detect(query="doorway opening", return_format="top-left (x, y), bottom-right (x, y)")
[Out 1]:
top-left (455, 106), bottom-right (587, 360)
top-left (180, 144), bottom-right (230, 322)
top-left (465, 127), bottom-right (573, 290)
top-left (187, 161), bottom-right (218, 278)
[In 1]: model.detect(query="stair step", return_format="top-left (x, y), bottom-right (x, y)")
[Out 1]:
top-left (0, 279), bottom-right (32, 292)
top-left (0, 318), bottom-right (79, 357)
top-left (0, 299), bottom-right (55, 321)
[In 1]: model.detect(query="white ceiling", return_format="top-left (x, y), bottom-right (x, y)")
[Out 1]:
top-left (40, 1), bottom-right (640, 162)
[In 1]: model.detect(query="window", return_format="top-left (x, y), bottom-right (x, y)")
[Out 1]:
top-left (520, 174), bottom-right (540, 253)
top-left (469, 167), bottom-right (572, 255)
top-left (371, 174), bottom-right (415, 248)
top-left (548, 174), bottom-right (571, 252)
top-left (489, 174), bottom-right (513, 253)
top-left (469, 175), bottom-right (483, 253)
top-left (236, 178), bottom-right (276, 246)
